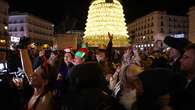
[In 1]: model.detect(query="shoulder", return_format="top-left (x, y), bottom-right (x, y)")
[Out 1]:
top-left (41, 91), bottom-right (54, 100)
top-left (36, 91), bottom-right (55, 110)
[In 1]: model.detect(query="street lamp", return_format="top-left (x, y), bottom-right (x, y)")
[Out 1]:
top-left (0, 40), bottom-right (6, 43)
top-left (4, 26), bottom-right (8, 30)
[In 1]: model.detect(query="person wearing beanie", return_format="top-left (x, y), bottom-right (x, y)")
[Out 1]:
top-left (73, 48), bottom-right (89, 65)
top-left (163, 36), bottom-right (191, 110)
top-left (164, 36), bottom-right (191, 72)
top-left (174, 43), bottom-right (195, 110)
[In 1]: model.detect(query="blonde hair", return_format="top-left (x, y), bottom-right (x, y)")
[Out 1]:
top-left (120, 64), bottom-right (144, 88)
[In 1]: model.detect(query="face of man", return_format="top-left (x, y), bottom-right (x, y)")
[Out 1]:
top-left (74, 56), bottom-right (84, 65)
top-left (168, 48), bottom-right (180, 60)
top-left (180, 49), bottom-right (195, 74)
top-left (96, 52), bottom-right (106, 62)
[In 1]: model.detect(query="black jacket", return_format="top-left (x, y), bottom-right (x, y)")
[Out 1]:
top-left (63, 88), bottom-right (125, 110)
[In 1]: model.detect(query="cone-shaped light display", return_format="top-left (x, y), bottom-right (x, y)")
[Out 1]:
top-left (83, 0), bottom-right (129, 47)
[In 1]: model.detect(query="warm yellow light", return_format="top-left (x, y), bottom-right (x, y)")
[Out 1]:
top-left (84, 0), bottom-right (129, 47)
top-left (0, 40), bottom-right (6, 43)
top-left (30, 43), bottom-right (36, 48)
top-left (4, 26), bottom-right (8, 30)
top-left (43, 44), bottom-right (49, 48)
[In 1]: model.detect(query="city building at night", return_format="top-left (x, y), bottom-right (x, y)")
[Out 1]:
top-left (84, 0), bottom-right (129, 47)
top-left (128, 11), bottom-right (188, 50)
top-left (188, 6), bottom-right (195, 43)
top-left (54, 30), bottom-right (84, 50)
top-left (0, 0), bottom-right (9, 48)
top-left (8, 12), bottom-right (54, 46)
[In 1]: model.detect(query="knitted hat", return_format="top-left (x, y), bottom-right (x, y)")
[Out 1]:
top-left (75, 48), bottom-right (89, 58)
top-left (164, 36), bottom-right (191, 52)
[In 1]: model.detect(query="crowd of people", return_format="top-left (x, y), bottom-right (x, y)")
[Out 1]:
top-left (0, 34), bottom-right (195, 110)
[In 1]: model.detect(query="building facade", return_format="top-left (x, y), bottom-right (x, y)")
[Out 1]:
top-left (188, 6), bottom-right (195, 43)
top-left (54, 31), bottom-right (84, 50)
top-left (8, 12), bottom-right (54, 46)
top-left (0, 0), bottom-right (9, 48)
top-left (128, 11), bottom-right (188, 50)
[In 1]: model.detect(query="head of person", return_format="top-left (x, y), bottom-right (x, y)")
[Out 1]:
top-left (47, 50), bottom-right (59, 65)
top-left (96, 44), bottom-right (107, 62)
top-left (64, 52), bottom-right (73, 63)
top-left (64, 49), bottom-right (74, 63)
top-left (74, 48), bottom-right (88, 65)
top-left (29, 62), bottom-right (58, 89)
top-left (96, 49), bottom-right (107, 63)
top-left (142, 55), bottom-right (155, 69)
top-left (30, 50), bottom-right (60, 89)
top-left (164, 36), bottom-right (191, 60)
top-left (180, 44), bottom-right (195, 77)
top-left (120, 64), bottom-right (144, 95)
top-left (68, 62), bottom-right (107, 90)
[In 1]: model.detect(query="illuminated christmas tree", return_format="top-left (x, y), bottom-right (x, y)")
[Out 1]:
top-left (83, 0), bottom-right (129, 47)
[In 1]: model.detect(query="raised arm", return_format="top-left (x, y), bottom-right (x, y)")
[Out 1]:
top-left (18, 37), bottom-right (34, 80)
top-left (20, 49), bottom-right (34, 78)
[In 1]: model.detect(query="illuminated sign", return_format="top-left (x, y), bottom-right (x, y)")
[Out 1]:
top-left (170, 34), bottom-right (185, 38)
top-left (11, 36), bottom-right (20, 42)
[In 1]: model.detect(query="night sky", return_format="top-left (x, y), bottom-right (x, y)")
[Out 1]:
top-left (7, 0), bottom-right (195, 31)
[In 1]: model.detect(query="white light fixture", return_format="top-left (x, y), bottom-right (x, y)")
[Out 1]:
top-left (4, 26), bottom-right (8, 30)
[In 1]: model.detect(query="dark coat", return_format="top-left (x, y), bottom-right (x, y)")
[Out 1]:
top-left (171, 78), bottom-right (195, 110)
top-left (63, 88), bottom-right (125, 110)
top-left (138, 68), bottom-right (186, 110)
top-left (61, 62), bottom-right (125, 110)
